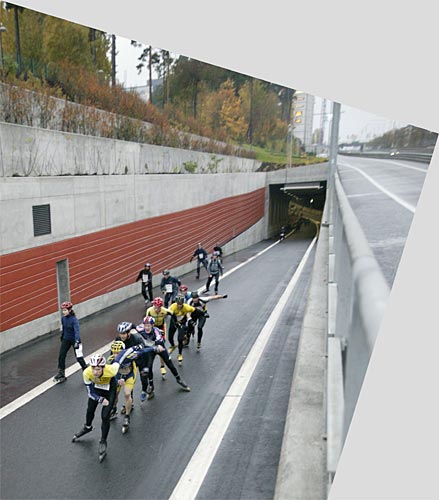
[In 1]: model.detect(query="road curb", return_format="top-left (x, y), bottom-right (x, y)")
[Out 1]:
top-left (274, 208), bottom-right (328, 500)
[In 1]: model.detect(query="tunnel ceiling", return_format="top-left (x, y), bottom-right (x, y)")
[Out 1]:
top-left (271, 181), bottom-right (327, 211)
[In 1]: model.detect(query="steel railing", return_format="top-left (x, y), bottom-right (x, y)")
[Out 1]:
top-left (339, 150), bottom-right (433, 163)
top-left (326, 170), bottom-right (390, 484)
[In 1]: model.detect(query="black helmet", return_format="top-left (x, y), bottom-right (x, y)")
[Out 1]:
top-left (191, 291), bottom-right (199, 299)
top-left (175, 294), bottom-right (185, 305)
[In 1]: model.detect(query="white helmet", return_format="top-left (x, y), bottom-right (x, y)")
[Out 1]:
top-left (89, 354), bottom-right (106, 367)
top-left (117, 322), bottom-right (132, 334)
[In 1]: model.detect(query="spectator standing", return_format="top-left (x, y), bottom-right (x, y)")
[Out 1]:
top-left (53, 301), bottom-right (87, 383)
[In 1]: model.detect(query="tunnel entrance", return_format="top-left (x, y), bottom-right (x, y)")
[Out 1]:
top-left (268, 181), bottom-right (327, 239)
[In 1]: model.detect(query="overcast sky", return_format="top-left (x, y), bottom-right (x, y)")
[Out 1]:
top-left (114, 36), bottom-right (407, 144)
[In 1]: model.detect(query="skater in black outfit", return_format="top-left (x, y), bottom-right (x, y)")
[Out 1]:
top-left (160, 270), bottom-right (181, 307)
top-left (133, 316), bottom-right (191, 401)
top-left (190, 243), bottom-right (208, 279)
top-left (53, 301), bottom-right (87, 383)
top-left (187, 291), bottom-right (209, 350)
top-left (135, 262), bottom-right (153, 304)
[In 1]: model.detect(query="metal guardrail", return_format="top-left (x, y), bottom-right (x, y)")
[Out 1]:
top-left (326, 171), bottom-right (390, 484)
top-left (339, 150), bottom-right (433, 164)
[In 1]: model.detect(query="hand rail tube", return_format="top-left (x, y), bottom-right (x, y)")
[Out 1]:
top-left (327, 172), bottom-right (390, 483)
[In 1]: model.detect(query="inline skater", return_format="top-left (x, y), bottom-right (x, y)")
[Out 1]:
top-left (213, 242), bottom-right (223, 261)
top-left (136, 316), bottom-right (190, 399)
top-left (53, 301), bottom-right (87, 383)
top-left (135, 262), bottom-right (153, 304)
top-left (279, 226), bottom-right (286, 241)
top-left (114, 321), bottom-right (146, 409)
top-left (187, 291), bottom-right (209, 351)
top-left (160, 270), bottom-right (181, 307)
top-left (190, 243), bottom-right (208, 279)
top-left (168, 294), bottom-right (196, 365)
top-left (72, 346), bottom-right (159, 462)
top-left (179, 284), bottom-right (192, 302)
top-left (145, 296), bottom-right (175, 378)
top-left (203, 251), bottom-right (225, 294)
top-left (107, 340), bottom-right (136, 433)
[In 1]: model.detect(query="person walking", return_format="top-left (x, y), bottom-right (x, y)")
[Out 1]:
top-left (53, 301), bottom-right (87, 383)
top-left (135, 262), bottom-right (153, 304)
top-left (190, 243), bottom-right (208, 279)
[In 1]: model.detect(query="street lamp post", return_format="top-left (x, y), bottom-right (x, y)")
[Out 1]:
top-left (327, 102), bottom-right (341, 224)
top-left (287, 122), bottom-right (293, 169)
top-left (0, 23), bottom-right (6, 72)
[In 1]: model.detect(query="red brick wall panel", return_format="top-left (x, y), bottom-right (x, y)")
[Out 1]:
top-left (0, 188), bottom-right (264, 331)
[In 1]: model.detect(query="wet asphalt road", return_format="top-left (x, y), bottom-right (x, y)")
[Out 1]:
top-left (337, 156), bottom-right (429, 287)
top-left (1, 236), bottom-right (314, 500)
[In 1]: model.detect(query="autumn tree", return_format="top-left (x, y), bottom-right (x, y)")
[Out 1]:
top-left (202, 79), bottom-right (246, 142)
top-left (131, 42), bottom-right (161, 103)
top-left (239, 79), bottom-right (287, 148)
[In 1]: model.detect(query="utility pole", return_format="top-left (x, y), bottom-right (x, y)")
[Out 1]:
top-left (287, 123), bottom-right (293, 169)
top-left (13, 6), bottom-right (22, 77)
top-left (111, 34), bottom-right (116, 87)
top-left (0, 23), bottom-right (6, 73)
top-left (327, 102), bottom-right (341, 223)
top-left (320, 98), bottom-right (327, 145)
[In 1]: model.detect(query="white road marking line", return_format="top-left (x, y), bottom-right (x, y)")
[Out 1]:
top-left (386, 160), bottom-right (428, 173)
top-left (0, 240), bottom-right (282, 420)
top-left (169, 237), bottom-right (317, 500)
top-left (341, 157), bottom-right (428, 173)
top-left (339, 162), bottom-right (416, 213)
top-left (347, 192), bottom-right (382, 199)
top-left (196, 240), bottom-right (280, 294)
top-left (0, 342), bottom-right (113, 420)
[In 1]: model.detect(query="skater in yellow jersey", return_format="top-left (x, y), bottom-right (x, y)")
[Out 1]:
top-left (168, 295), bottom-right (196, 366)
top-left (146, 296), bottom-right (175, 377)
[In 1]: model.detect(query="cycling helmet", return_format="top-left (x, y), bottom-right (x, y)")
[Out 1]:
top-left (212, 251), bottom-right (220, 256)
top-left (152, 297), bottom-right (164, 307)
top-left (191, 291), bottom-right (199, 299)
top-left (117, 322), bottom-right (132, 334)
top-left (145, 262), bottom-right (151, 267)
top-left (143, 315), bottom-right (155, 325)
top-left (90, 354), bottom-right (106, 367)
top-left (110, 340), bottom-right (125, 353)
top-left (175, 294), bottom-right (185, 305)
top-left (61, 301), bottom-right (73, 310)
top-left (163, 269), bottom-right (170, 276)
top-left (179, 284), bottom-right (188, 293)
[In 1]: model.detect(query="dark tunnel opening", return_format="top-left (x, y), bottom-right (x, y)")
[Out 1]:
top-left (268, 181), bottom-right (327, 239)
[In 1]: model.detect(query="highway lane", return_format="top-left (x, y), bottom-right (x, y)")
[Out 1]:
top-left (1, 236), bottom-right (314, 500)
top-left (337, 156), bottom-right (429, 286)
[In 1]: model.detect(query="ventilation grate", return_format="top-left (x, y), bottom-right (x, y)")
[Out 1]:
top-left (32, 204), bottom-right (52, 236)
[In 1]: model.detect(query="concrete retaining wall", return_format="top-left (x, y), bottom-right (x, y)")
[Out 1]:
top-left (0, 172), bottom-right (266, 255)
top-left (0, 122), bottom-right (261, 178)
